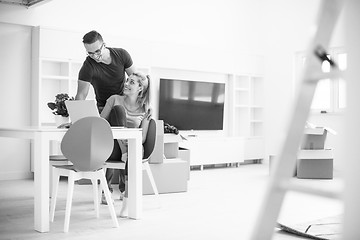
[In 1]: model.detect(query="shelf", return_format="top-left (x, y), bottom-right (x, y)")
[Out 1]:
top-left (251, 108), bottom-right (263, 119)
top-left (229, 74), bottom-right (264, 139)
top-left (235, 91), bottom-right (249, 105)
top-left (34, 59), bottom-right (80, 125)
top-left (41, 76), bottom-right (69, 80)
top-left (234, 75), bottom-right (250, 88)
top-left (32, 28), bottom-right (83, 127)
top-left (251, 126), bottom-right (263, 136)
top-left (42, 60), bottom-right (69, 76)
top-left (250, 120), bottom-right (263, 123)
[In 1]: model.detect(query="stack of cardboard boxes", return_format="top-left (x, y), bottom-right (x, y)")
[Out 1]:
top-left (142, 120), bottom-right (190, 194)
top-left (296, 124), bottom-right (336, 179)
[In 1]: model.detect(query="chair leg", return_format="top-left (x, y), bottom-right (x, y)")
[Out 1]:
top-left (50, 167), bottom-right (60, 222)
top-left (64, 172), bottom-right (75, 233)
top-left (99, 171), bottom-right (119, 228)
top-left (91, 178), bottom-right (99, 218)
top-left (98, 169), bottom-right (106, 203)
top-left (143, 162), bottom-right (160, 204)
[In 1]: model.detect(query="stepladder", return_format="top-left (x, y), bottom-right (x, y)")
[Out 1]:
top-left (250, 0), bottom-right (346, 239)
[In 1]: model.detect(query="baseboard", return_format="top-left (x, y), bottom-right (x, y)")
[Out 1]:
top-left (0, 171), bottom-right (33, 180)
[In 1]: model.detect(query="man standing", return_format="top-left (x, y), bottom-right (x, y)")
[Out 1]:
top-left (75, 30), bottom-right (135, 203)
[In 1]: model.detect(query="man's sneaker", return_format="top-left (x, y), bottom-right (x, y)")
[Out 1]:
top-left (119, 191), bottom-right (124, 201)
top-left (101, 192), bottom-right (114, 205)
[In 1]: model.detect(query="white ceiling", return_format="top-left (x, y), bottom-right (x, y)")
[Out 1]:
top-left (0, 0), bottom-right (53, 8)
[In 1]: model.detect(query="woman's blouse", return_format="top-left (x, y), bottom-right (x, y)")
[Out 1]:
top-left (100, 95), bottom-right (145, 128)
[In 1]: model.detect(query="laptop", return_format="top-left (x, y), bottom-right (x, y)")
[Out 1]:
top-left (65, 100), bottom-right (100, 123)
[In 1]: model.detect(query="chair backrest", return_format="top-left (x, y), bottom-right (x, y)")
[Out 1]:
top-left (61, 117), bottom-right (114, 171)
top-left (143, 118), bottom-right (157, 161)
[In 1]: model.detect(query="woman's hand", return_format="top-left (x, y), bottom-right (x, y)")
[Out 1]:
top-left (145, 108), bottom-right (152, 120)
top-left (57, 122), bottom-right (72, 129)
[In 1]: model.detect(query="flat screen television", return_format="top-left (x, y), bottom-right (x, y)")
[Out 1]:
top-left (158, 78), bottom-right (225, 131)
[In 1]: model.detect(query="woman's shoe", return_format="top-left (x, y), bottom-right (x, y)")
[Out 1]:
top-left (119, 197), bottom-right (128, 218)
top-left (121, 152), bottom-right (128, 162)
top-left (119, 191), bottom-right (124, 201)
top-left (101, 192), bottom-right (114, 205)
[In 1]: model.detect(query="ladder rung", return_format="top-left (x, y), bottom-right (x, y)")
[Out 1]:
top-left (279, 179), bottom-right (344, 199)
top-left (307, 69), bottom-right (344, 81)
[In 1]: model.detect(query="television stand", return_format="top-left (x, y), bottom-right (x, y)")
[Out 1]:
top-left (180, 135), bottom-right (264, 170)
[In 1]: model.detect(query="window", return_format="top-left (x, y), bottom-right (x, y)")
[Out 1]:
top-left (294, 48), bottom-right (347, 113)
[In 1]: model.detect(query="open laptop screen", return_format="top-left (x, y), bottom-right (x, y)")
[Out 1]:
top-left (65, 100), bottom-right (100, 123)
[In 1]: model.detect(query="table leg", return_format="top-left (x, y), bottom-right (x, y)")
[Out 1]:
top-left (33, 132), bottom-right (50, 232)
top-left (127, 136), bottom-right (142, 219)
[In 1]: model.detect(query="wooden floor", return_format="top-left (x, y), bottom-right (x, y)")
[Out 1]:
top-left (0, 162), bottom-right (343, 240)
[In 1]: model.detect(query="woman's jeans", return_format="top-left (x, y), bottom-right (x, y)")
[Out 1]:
top-left (106, 105), bottom-right (127, 193)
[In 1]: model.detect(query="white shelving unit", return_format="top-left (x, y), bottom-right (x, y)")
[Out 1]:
top-left (30, 26), bottom-right (96, 169)
top-left (31, 26), bottom-right (93, 127)
top-left (228, 74), bottom-right (265, 161)
top-left (33, 58), bottom-right (88, 126)
top-left (232, 75), bottom-right (251, 136)
top-left (250, 76), bottom-right (264, 137)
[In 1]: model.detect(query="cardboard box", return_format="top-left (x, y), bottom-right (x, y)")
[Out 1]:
top-left (296, 149), bottom-right (333, 179)
top-left (301, 124), bottom-right (336, 150)
top-left (297, 159), bottom-right (333, 179)
top-left (143, 158), bottom-right (188, 194)
top-left (164, 134), bottom-right (182, 158)
top-left (179, 147), bottom-right (190, 180)
top-left (297, 149), bottom-right (333, 159)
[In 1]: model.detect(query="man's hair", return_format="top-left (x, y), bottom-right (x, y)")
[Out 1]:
top-left (82, 30), bottom-right (103, 44)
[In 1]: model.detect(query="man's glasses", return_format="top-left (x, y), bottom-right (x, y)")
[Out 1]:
top-left (87, 43), bottom-right (104, 57)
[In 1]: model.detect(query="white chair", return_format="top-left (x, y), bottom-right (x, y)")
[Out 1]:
top-left (49, 153), bottom-right (69, 193)
top-left (50, 116), bottom-right (119, 232)
top-left (104, 118), bottom-right (160, 202)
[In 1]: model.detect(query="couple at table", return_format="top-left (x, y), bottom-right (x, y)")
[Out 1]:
top-left (75, 30), bottom-right (152, 217)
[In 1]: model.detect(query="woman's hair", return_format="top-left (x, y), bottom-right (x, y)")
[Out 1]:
top-left (132, 71), bottom-right (151, 111)
top-left (82, 30), bottom-right (103, 44)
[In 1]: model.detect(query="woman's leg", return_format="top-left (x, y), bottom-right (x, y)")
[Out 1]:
top-left (109, 105), bottom-right (127, 127)
top-left (101, 141), bottom-right (121, 204)
top-left (120, 165), bottom-right (129, 217)
top-left (108, 105), bottom-right (127, 195)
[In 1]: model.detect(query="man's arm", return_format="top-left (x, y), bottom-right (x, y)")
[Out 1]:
top-left (75, 80), bottom-right (90, 100)
top-left (125, 65), bottom-right (136, 77)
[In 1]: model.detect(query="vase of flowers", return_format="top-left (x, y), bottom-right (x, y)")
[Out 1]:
top-left (47, 93), bottom-right (74, 126)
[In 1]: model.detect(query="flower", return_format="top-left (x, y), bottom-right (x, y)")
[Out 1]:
top-left (47, 93), bottom-right (74, 117)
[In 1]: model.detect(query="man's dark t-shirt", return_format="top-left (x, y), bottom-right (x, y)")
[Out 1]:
top-left (78, 47), bottom-right (133, 108)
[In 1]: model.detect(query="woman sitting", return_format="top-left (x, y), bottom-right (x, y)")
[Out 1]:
top-left (100, 71), bottom-right (151, 217)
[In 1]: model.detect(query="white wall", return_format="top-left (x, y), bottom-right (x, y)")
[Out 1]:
top-left (0, 23), bottom-right (32, 179)
top-left (0, 0), bottom-right (264, 55)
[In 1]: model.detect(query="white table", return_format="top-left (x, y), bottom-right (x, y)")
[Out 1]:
top-left (0, 126), bottom-right (143, 233)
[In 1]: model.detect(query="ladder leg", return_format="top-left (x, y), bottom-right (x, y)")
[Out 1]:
top-left (250, 1), bottom-right (344, 239)
top-left (343, 0), bottom-right (360, 238)
top-left (251, 81), bottom-right (317, 239)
